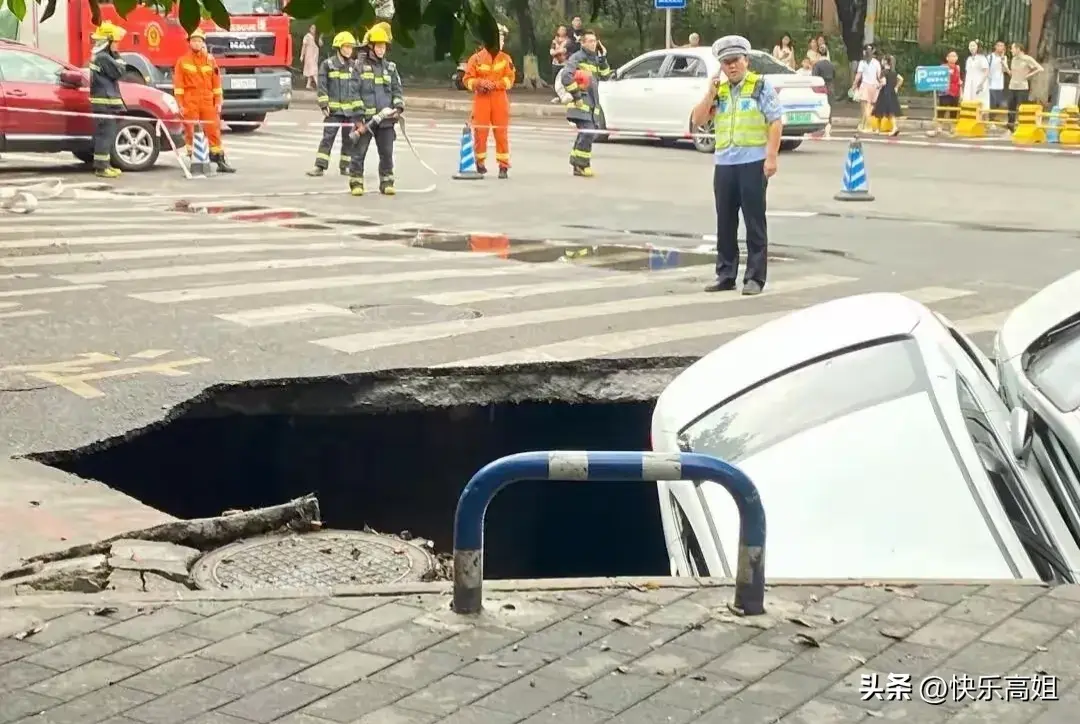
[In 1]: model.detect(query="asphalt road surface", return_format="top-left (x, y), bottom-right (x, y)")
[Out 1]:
top-left (1, 108), bottom-right (1078, 460)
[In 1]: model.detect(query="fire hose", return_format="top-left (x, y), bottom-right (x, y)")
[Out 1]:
top-left (0, 178), bottom-right (67, 214)
top-left (351, 108), bottom-right (438, 194)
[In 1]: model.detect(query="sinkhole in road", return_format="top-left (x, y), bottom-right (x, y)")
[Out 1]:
top-left (39, 359), bottom-right (691, 580)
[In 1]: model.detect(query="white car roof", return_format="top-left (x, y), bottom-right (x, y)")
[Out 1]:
top-left (999, 270), bottom-right (1080, 361)
top-left (655, 293), bottom-right (925, 433)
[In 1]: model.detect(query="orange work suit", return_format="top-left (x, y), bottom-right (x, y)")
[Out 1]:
top-left (173, 51), bottom-right (225, 156)
top-left (463, 48), bottom-right (516, 169)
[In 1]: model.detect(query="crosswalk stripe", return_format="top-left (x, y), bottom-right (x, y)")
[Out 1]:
top-left (129, 265), bottom-right (549, 303)
top-left (0, 283), bottom-right (103, 298)
top-left (0, 231), bottom-right (337, 251)
top-left (313, 274), bottom-right (856, 355)
top-left (0, 222), bottom-right (207, 236)
top-left (49, 253), bottom-right (427, 281)
top-left (0, 309), bottom-right (49, 320)
top-left (216, 303), bottom-right (355, 327)
top-left (901, 287), bottom-right (977, 304)
top-left (0, 274), bottom-right (39, 280)
top-left (955, 311), bottom-right (1010, 335)
top-left (0, 215), bottom-right (172, 227)
top-left (7, 243), bottom-right (367, 270)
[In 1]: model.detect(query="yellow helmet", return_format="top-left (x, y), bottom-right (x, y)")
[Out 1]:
top-left (90, 21), bottom-right (126, 43)
top-left (188, 28), bottom-right (206, 41)
top-left (363, 22), bottom-right (392, 45)
top-left (332, 31), bottom-right (357, 48)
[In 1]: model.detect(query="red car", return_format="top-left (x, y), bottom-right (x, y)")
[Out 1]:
top-left (0, 38), bottom-right (186, 172)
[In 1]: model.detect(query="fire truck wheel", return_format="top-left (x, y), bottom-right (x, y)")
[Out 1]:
top-left (225, 114), bottom-right (266, 133)
top-left (110, 119), bottom-right (161, 172)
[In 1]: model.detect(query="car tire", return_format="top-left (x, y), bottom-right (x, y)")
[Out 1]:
top-left (110, 118), bottom-right (160, 172)
top-left (225, 114), bottom-right (266, 133)
top-left (72, 150), bottom-right (94, 165)
top-left (593, 105), bottom-right (610, 143)
top-left (691, 117), bottom-right (715, 154)
top-left (780, 139), bottom-right (803, 152)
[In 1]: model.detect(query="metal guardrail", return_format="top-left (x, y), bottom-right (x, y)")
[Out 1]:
top-left (451, 450), bottom-right (767, 616)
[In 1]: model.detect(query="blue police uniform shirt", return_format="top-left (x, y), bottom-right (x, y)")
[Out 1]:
top-left (713, 76), bottom-right (783, 166)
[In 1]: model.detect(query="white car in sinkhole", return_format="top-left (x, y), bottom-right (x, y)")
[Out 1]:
top-left (651, 292), bottom-right (1080, 583)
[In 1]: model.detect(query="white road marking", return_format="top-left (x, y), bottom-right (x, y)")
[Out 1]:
top-left (313, 274), bottom-right (856, 355)
top-left (216, 303), bottom-right (355, 327)
top-left (50, 254), bottom-right (423, 281)
top-left (0, 283), bottom-right (103, 298)
top-left (0, 309), bottom-right (48, 320)
top-left (901, 287), bottom-right (978, 304)
top-left (4, 243), bottom-right (363, 269)
top-left (0, 231), bottom-right (338, 251)
top-left (955, 311), bottom-right (1010, 335)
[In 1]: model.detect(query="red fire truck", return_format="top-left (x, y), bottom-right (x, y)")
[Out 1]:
top-left (29, 0), bottom-right (293, 131)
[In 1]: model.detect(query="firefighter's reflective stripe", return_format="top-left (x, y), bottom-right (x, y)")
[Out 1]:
top-left (317, 55), bottom-right (363, 117)
top-left (576, 61), bottom-right (612, 78)
top-left (570, 148), bottom-right (591, 160)
top-left (714, 72), bottom-right (768, 149)
top-left (90, 97), bottom-right (124, 105)
top-left (93, 153), bottom-right (111, 161)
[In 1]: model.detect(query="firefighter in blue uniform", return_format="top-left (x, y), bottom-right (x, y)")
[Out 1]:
top-left (559, 29), bottom-right (611, 177)
top-left (348, 22), bottom-right (405, 196)
top-left (88, 22), bottom-right (128, 179)
top-left (307, 31), bottom-right (362, 177)
top-left (691, 35), bottom-right (783, 296)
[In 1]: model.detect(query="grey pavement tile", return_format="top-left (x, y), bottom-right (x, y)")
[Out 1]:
top-left (620, 587), bottom-right (694, 607)
top-left (199, 652), bottom-right (307, 694)
top-left (1025, 638), bottom-right (1080, 680)
top-left (302, 680), bottom-right (411, 722)
top-left (455, 644), bottom-right (552, 684)
top-left (704, 643), bottom-right (794, 681)
top-left (27, 660), bottom-right (139, 702)
top-left (360, 623), bottom-right (456, 659)
top-left (261, 603), bottom-right (358, 637)
top-left (196, 627), bottom-right (297, 664)
top-left (25, 632), bottom-right (134, 672)
top-left (172, 601), bottom-right (241, 617)
top-left (673, 622), bottom-right (758, 656)
top-left (0, 690), bottom-right (59, 724)
top-left (243, 599), bottom-right (314, 615)
top-left (577, 671), bottom-right (666, 712)
top-left (429, 705), bottom-right (521, 724)
top-left (124, 683), bottom-right (239, 724)
top-left (291, 650), bottom-right (396, 689)
top-left (0, 638), bottom-right (41, 665)
top-left (338, 603), bottom-right (427, 637)
top-left (1046, 585), bottom-right (1080, 602)
top-left (271, 626), bottom-right (369, 664)
top-left (325, 596), bottom-right (391, 613)
top-left (945, 641), bottom-right (1035, 674)
top-left (614, 701), bottom-right (697, 723)
top-left (627, 642), bottom-right (716, 679)
top-left (270, 714), bottom-right (341, 724)
top-left (643, 672), bottom-right (745, 714)
top-left (979, 585), bottom-right (1048, 604)
top-left (176, 607), bottom-right (279, 642)
top-left (531, 646), bottom-right (630, 684)
top-left (218, 679), bottom-right (330, 723)
top-left (0, 659), bottom-right (56, 691)
top-left (15, 611), bottom-right (111, 648)
top-left (484, 599), bottom-right (579, 633)
top-left (688, 696), bottom-right (786, 724)
top-left (819, 667), bottom-right (889, 712)
top-left (528, 590), bottom-right (614, 610)
top-left (179, 714), bottom-right (253, 724)
top-left (599, 624), bottom-right (690, 658)
top-left (25, 685), bottom-right (151, 724)
top-left (801, 596), bottom-right (876, 626)
top-left (639, 600), bottom-right (712, 629)
top-left (518, 700), bottom-right (612, 724)
top-left (822, 619), bottom-right (903, 657)
top-left (425, 626), bottom-right (524, 660)
top-left (121, 656), bottom-right (230, 696)
top-left (828, 586), bottom-right (898, 606)
top-left (103, 608), bottom-right (203, 642)
top-left (944, 595), bottom-right (1026, 627)
top-left (104, 632), bottom-right (213, 670)
top-left (369, 651), bottom-right (469, 690)
top-left (1017, 596), bottom-right (1080, 627)
top-left (907, 616), bottom-right (988, 651)
top-left (912, 584), bottom-right (986, 605)
top-left (517, 620), bottom-right (613, 657)
top-left (863, 641), bottom-right (953, 677)
top-left (571, 598), bottom-right (657, 629)
top-left (780, 643), bottom-right (868, 680)
top-left (947, 698), bottom-right (1052, 723)
top-left (871, 596), bottom-right (948, 628)
top-left (778, 698), bottom-right (871, 724)
top-left (472, 674), bottom-right (580, 716)
top-left (393, 674), bottom-right (499, 715)
top-left (753, 623), bottom-right (843, 656)
top-left (731, 669), bottom-right (832, 711)
top-left (354, 706), bottom-right (438, 724)
top-left (981, 618), bottom-right (1063, 650)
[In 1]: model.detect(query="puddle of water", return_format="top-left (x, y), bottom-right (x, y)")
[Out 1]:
top-left (229, 209), bottom-right (315, 222)
top-left (410, 232), bottom-right (714, 273)
top-left (322, 217), bottom-right (381, 228)
top-left (173, 203), bottom-right (270, 214)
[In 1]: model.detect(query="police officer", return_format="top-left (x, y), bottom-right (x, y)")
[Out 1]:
top-left (691, 35), bottom-right (782, 295)
top-left (559, 29), bottom-right (611, 177)
top-left (88, 22), bottom-right (128, 179)
top-left (307, 32), bottom-right (362, 177)
top-left (348, 22), bottom-right (405, 196)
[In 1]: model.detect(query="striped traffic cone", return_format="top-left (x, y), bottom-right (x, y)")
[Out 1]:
top-left (452, 124), bottom-right (484, 180)
top-left (834, 138), bottom-right (873, 202)
top-left (189, 124), bottom-right (213, 178)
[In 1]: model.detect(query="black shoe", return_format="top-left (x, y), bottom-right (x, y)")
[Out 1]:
top-left (476, 163), bottom-right (488, 175)
top-left (306, 167), bottom-right (325, 177)
top-left (742, 281), bottom-right (764, 296)
top-left (215, 159), bottom-right (236, 174)
top-left (498, 167), bottom-right (509, 179)
top-left (704, 279), bottom-right (737, 292)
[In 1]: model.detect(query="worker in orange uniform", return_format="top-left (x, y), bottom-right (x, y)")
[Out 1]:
top-left (462, 24), bottom-right (515, 178)
top-left (174, 29), bottom-right (236, 173)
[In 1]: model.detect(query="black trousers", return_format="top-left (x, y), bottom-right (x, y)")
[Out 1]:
top-left (1007, 89), bottom-right (1029, 130)
top-left (714, 160), bottom-right (768, 286)
top-left (349, 125), bottom-right (396, 181)
top-left (570, 118), bottom-right (596, 168)
top-left (315, 113), bottom-right (353, 171)
top-left (92, 116), bottom-right (116, 170)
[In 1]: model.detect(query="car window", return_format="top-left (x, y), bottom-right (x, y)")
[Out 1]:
top-left (619, 56), bottom-right (665, 80)
top-left (681, 337), bottom-right (927, 463)
top-left (670, 494), bottom-right (709, 576)
top-left (1031, 422), bottom-right (1080, 546)
top-left (666, 55), bottom-right (706, 78)
top-left (939, 316), bottom-right (997, 386)
top-left (1026, 319), bottom-right (1080, 412)
top-left (0, 49), bottom-right (64, 84)
top-left (748, 51), bottom-right (793, 76)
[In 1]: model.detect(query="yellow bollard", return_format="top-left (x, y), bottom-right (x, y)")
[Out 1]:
top-left (954, 101), bottom-right (986, 137)
top-left (1059, 106), bottom-right (1080, 146)
top-left (870, 116), bottom-right (881, 132)
top-left (878, 116), bottom-right (893, 134)
top-left (1012, 103), bottom-right (1046, 144)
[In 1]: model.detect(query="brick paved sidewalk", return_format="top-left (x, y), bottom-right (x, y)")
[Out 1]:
top-left (1, 579), bottom-right (1078, 724)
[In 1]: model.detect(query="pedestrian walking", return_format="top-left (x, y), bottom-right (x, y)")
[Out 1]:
top-left (560, 29), bottom-right (612, 178)
top-left (691, 35), bottom-right (782, 296)
top-left (463, 24), bottom-right (516, 178)
top-left (307, 31), bottom-right (361, 177)
top-left (347, 22), bottom-right (405, 196)
top-left (174, 29), bottom-right (235, 173)
top-left (1007, 42), bottom-right (1044, 131)
top-left (852, 45), bottom-right (882, 132)
top-left (872, 56), bottom-right (903, 136)
top-left (301, 26), bottom-right (320, 90)
top-left (87, 21), bottom-right (128, 179)
top-left (963, 40), bottom-right (990, 109)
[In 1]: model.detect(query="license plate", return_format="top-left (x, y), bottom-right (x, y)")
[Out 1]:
top-left (230, 78), bottom-right (257, 90)
top-left (785, 111), bottom-right (814, 125)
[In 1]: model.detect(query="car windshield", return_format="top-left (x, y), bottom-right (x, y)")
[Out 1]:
top-left (1027, 318), bottom-right (1080, 412)
top-left (221, 0), bottom-right (283, 14)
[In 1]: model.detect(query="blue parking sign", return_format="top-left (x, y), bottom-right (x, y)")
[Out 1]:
top-left (655, 0), bottom-right (687, 8)
top-left (914, 65), bottom-right (951, 93)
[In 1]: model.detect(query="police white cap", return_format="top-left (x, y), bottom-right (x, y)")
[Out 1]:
top-left (712, 35), bottom-right (751, 62)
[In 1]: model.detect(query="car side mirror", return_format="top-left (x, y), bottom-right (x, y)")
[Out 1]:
top-left (1009, 406), bottom-right (1032, 460)
top-left (59, 69), bottom-right (86, 88)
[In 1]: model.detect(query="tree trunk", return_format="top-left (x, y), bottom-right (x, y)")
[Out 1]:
top-left (1032, 0), bottom-right (1062, 104)
top-left (511, 0), bottom-right (547, 88)
top-left (833, 0), bottom-right (868, 65)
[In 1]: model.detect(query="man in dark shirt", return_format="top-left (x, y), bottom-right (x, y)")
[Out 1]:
top-left (565, 16), bottom-right (584, 55)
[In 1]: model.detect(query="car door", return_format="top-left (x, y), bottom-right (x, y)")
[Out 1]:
top-left (600, 53), bottom-right (668, 130)
top-left (652, 54), bottom-right (709, 133)
top-left (0, 48), bottom-right (88, 149)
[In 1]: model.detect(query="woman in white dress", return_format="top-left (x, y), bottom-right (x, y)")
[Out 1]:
top-left (962, 40), bottom-right (991, 109)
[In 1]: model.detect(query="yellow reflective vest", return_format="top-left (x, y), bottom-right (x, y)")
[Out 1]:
top-left (714, 72), bottom-right (769, 149)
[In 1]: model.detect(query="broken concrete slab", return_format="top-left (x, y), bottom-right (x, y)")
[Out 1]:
top-left (107, 568), bottom-right (192, 594)
top-left (108, 539), bottom-right (200, 582)
top-left (107, 568), bottom-right (146, 593)
top-left (1, 554), bottom-right (108, 594)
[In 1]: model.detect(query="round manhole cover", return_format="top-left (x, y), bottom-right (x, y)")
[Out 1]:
top-left (349, 304), bottom-right (482, 324)
top-left (191, 530), bottom-right (436, 591)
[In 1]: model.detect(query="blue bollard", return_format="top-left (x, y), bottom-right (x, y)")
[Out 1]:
top-left (1048, 106), bottom-right (1062, 144)
top-left (452, 451), bottom-right (767, 616)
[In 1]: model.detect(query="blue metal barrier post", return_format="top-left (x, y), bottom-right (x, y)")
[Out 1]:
top-left (452, 451), bottom-right (767, 616)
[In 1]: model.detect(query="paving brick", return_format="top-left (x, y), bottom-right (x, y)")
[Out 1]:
top-left (945, 641), bottom-right (1035, 674)
top-left (271, 626), bottom-right (368, 664)
top-left (627, 642), bottom-right (716, 679)
top-left (430, 705), bottom-right (521, 724)
top-left (103, 608), bottom-right (202, 642)
top-left (780, 643), bottom-right (867, 680)
top-left (473, 673), bottom-right (581, 715)
top-left (369, 651), bottom-right (468, 690)
top-left (828, 585), bottom-right (898, 605)
top-left (673, 622), bottom-right (758, 656)
top-left (455, 644), bottom-right (552, 684)
top-left (577, 671), bottom-right (666, 712)
top-left (821, 619), bottom-right (902, 657)
top-left (176, 607), bottom-right (278, 642)
top-left (243, 599), bottom-right (313, 615)
top-left (620, 587), bottom-right (693, 607)
top-left (801, 596), bottom-right (876, 626)
top-left (981, 618), bottom-right (1062, 650)
top-left (863, 641), bottom-right (953, 677)
top-left (572, 597), bottom-right (657, 629)
top-left (753, 623), bottom-right (842, 656)
top-left (0, 690), bottom-right (59, 724)
top-left (359, 623), bottom-right (455, 659)
top-left (778, 698), bottom-right (871, 724)
top-left (261, 603), bottom-right (358, 636)
top-left (688, 696), bottom-right (786, 724)
top-left (869, 595), bottom-right (947, 627)
top-left (269, 713), bottom-right (340, 724)
top-left (0, 637), bottom-right (40, 665)
top-left (731, 669), bottom-right (831, 711)
top-left (704, 643), bottom-right (794, 681)
top-left (121, 656), bottom-right (230, 695)
top-left (639, 600), bottom-right (712, 629)
top-left (326, 596), bottom-right (393, 613)
top-left (1024, 637), bottom-right (1080, 680)
top-left (217, 679), bottom-right (330, 723)
top-left (613, 700), bottom-right (698, 723)
top-left (16, 611), bottom-right (111, 648)
top-left (0, 659), bottom-right (56, 691)
top-left (945, 595), bottom-right (1026, 627)
top-left (195, 628), bottom-right (296, 664)
top-left (354, 705), bottom-right (438, 724)
top-left (105, 632), bottom-right (213, 670)
top-left (426, 626), bottom-right (523, 660)
top-left (820, 667), bottom-right (888, 711)
top-left (392, 673), bottom-right (499, 715)
top-left (28, 685), bottom-right (151, 724)
top-left (643, 672), bottom-right (745, 714)
top-left (25, 632), bottom-right (133, 672)
top-left (171, 601), bottom-right (240, 617)
top-left (486, 599), bottom-right (579, 633)
top-left (124, 683), bottom-right (238, 724)
top-left (1017, 596), bottom-right (1080, 627)
top-left (291, 650), bottom-right (396, 689)
top-left (529, 590), bottom-right (613, 610)
top-left (518, 700), bottom-right (612, 724)
top-left (979, 585), bottom-right (1048, 604)
top-left (947, 698), bottom-right (1050, 723)
top-left (302, 680), bottom-right (411, 722)
top-left (912, 584), bottom-right (985, 605)
top-left (199, 653), bottom-right (307, 694)
top-left (27, 660), bottom-right (139, 702)
top-left (515, 620), bottom-right (609, 657)
top-left (180, 713), bottom-right (253, 724)
top-left (338, 603), bottom-right (425, 636)
top-left (905, 616), bottom-right (987, 651)
top-left (531, 645), bottom-right (630, 684)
